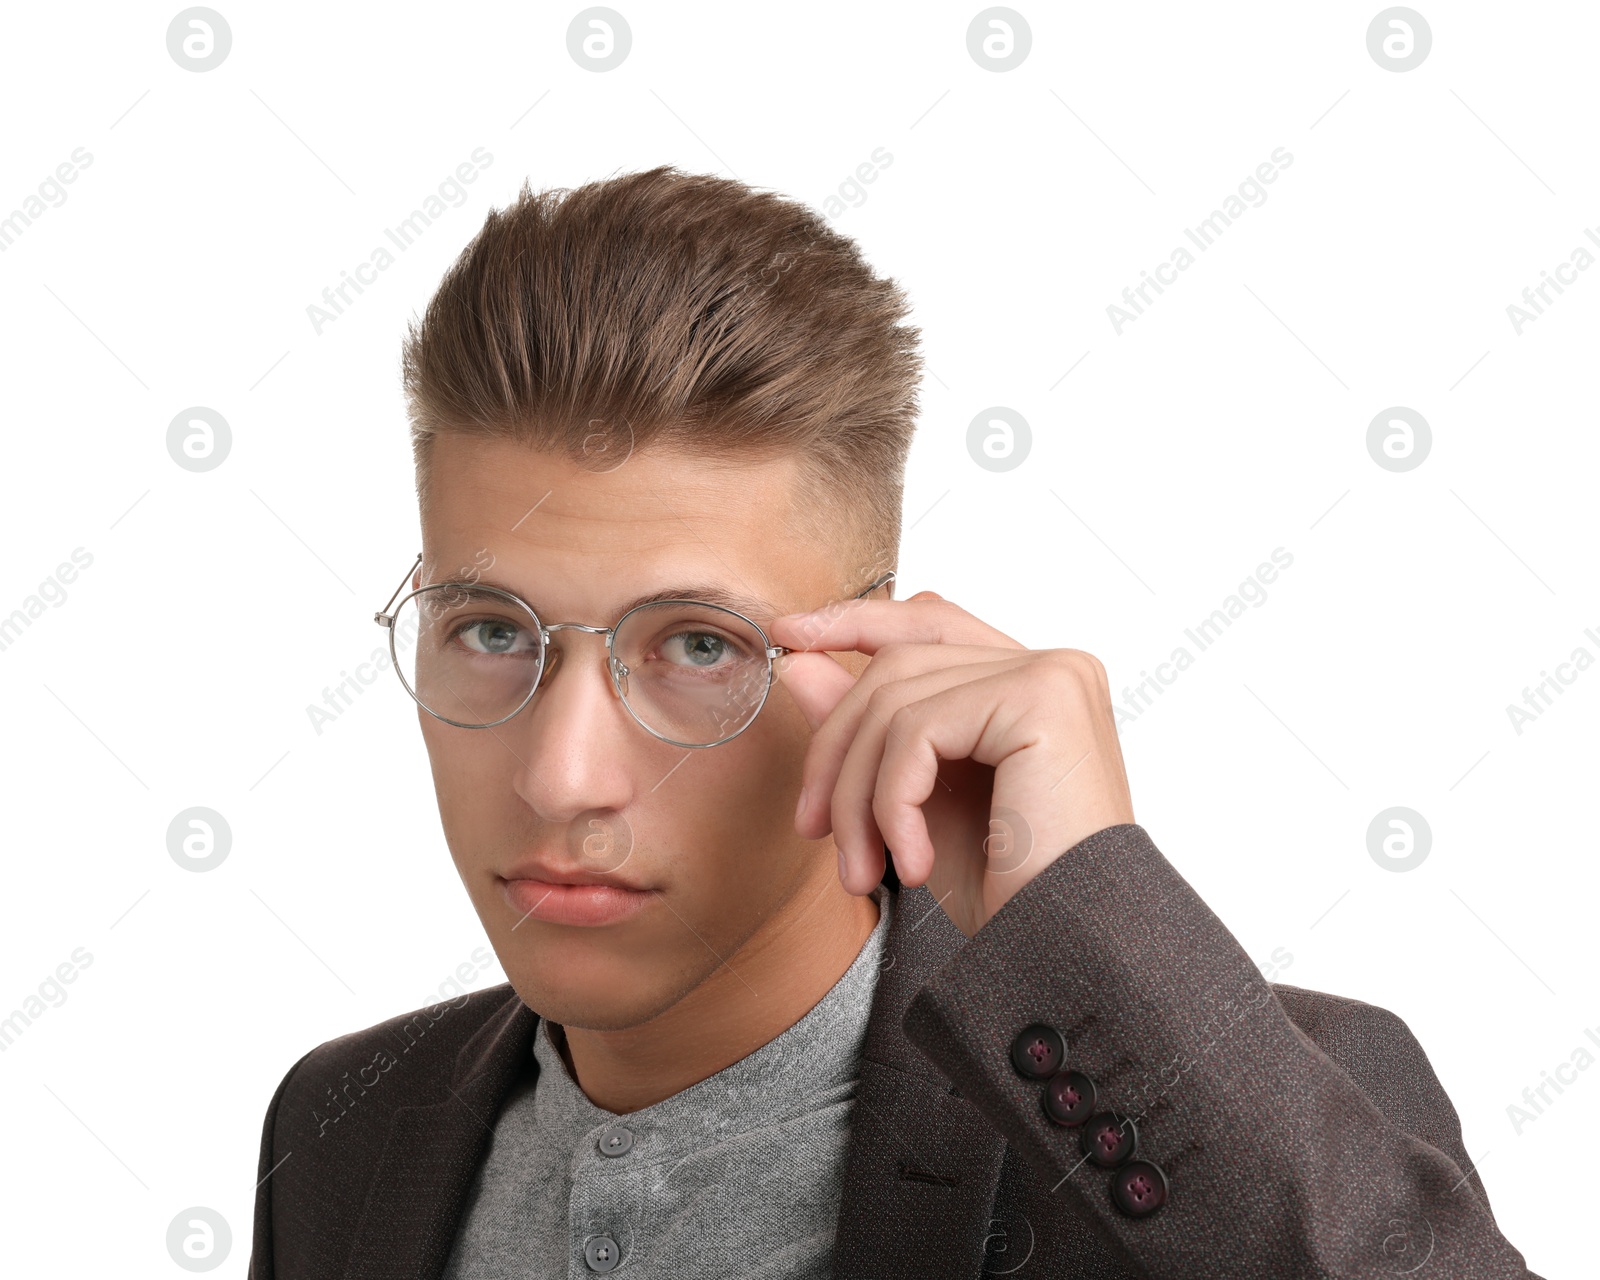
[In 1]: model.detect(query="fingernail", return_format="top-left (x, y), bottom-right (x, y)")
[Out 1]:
top-left (795, 786), bottom-right (808, 822)
top-left (837, 849), bottom-right (848, 886)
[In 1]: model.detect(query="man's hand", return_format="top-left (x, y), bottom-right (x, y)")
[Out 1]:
top-left (767, 590), bottom-right (1135, 939)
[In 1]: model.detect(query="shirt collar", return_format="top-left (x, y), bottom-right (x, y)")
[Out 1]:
top-left (530, 883), bottom-right (891, 1161)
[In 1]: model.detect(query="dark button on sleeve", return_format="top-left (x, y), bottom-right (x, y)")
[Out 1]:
top-left (1111, 1160), bottom-right (1169, 1218)
top-left (1042, 1069), bottom-right (1097, 1127)
top-left (1080, 1111), bottom-right (1138, 1168)
top-left (1009, 1023), bottom-right (1066, 1079)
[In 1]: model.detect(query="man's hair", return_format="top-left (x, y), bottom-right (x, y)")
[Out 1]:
top-left (400, 165), bottom-right (922, 584)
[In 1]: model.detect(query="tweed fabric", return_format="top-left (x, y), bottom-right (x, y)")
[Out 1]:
top-left (897, 823), bottom-right (1538, 1278)
top-left (249, 824), bottom-right (1542, 1279)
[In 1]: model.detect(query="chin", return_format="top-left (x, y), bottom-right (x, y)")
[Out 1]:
top-left (509, 974), bottom-right (677, 1031)
top-left (500, 936), bottom-right (691, 1026)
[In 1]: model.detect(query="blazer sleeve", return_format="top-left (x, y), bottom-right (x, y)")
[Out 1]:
top-left (901, 822), bottom-right (1543, 1279)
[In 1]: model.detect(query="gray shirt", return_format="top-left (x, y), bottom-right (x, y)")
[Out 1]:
top-left (441, 883), bottom-right (891, 1278)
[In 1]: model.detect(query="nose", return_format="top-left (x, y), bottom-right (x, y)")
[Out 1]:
top-left (509, 628), bottom-right (635, 825)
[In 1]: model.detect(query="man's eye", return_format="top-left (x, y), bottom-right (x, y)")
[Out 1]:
top-left (660, 631), bottom-right (733, 668)
top-left (454, 618), bottom-right (532, 654)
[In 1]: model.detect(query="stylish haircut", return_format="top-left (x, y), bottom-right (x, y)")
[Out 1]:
top-left (400, 165), bottom-right (922, 586)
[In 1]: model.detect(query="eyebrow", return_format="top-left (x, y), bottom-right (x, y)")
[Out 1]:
top-left (465, 577), bottom-right (781, 620)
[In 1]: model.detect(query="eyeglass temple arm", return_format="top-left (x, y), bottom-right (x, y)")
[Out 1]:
top-left (856, 569), bottom-right (896, 600)
top-left (375, 552), bottom-right (423, 627)
top-left (768, 569), bottom-right (896, 658)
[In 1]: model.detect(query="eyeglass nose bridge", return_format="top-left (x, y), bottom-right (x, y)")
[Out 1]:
top-left (538, 620), bottom-right (632, 696)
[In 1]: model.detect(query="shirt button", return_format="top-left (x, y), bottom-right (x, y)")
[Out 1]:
top-left (584, 1235), bottom-right (621, 1272)
top-left (597, 1126), bottom-right (634, 1157)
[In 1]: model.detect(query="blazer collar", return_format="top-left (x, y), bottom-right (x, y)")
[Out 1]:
top-left (341, 990), bottom-right (538, 1279)
top-left (341, 869), bottom-right (1004, 1280)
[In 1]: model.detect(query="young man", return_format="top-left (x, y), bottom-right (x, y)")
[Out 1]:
top-left (248, 166), bottom-right (1540, 1278)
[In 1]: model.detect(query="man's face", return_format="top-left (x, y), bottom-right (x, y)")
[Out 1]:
top-left (417, 434), bottom-right (865, 1031)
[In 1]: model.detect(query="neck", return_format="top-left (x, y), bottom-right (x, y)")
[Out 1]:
top-left (555, 863), bottom-right (881, 1114)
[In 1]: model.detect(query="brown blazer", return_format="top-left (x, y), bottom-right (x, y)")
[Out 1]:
top-left (248, 823), bottom-right (1542, 1277)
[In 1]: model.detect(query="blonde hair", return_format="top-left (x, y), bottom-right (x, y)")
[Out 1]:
top-left (400, 165), bottom-right (921, 582)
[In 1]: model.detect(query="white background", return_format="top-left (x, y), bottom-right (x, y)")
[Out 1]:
top-left (1, 1), bottom-right (1593, 1274)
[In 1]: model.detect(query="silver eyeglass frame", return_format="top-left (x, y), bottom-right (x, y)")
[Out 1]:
top-left (373, 552), bottom-right (896, 748)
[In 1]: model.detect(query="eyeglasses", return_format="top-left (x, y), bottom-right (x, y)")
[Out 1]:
top-left (373, 553), bottom-right (895, 748)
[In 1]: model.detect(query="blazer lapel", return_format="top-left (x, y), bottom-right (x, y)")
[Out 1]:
top-left (341, 993), bottom-right (539, 1280)
top-left (338, 865), bottom-right (1005, 1280)
top-left (831, 870), bottom-right (1008, 1279)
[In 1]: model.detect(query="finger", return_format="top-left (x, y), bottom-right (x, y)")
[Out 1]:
top-left (829, 658), bottom-right (1029, 887)
top-left (878, 665), bottom-right (1125, 887)
top-left (767, 595), bottom-right (1025, 657)
top-left (868, 673), bottom-right (1020, 888)
top-left (796, 650), bottom-right (1030, 842)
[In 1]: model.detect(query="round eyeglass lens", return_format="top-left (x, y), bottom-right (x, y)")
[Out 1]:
top-left (612, 601), bottom-right (776, 746)
top-left (392, 585), bottom-right (545, 728)
top-left (390, 589), bottom-right (777, 744)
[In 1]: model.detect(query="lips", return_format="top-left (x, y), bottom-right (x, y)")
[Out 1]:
top-left (498, 868), bottom-right (654, 928)
top-left (499, 859), bottom-right (649, 892)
